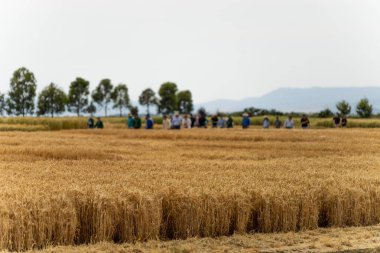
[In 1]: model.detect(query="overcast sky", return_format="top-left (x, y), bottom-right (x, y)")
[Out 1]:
top-left (1, 0), bottom-right (380, 103)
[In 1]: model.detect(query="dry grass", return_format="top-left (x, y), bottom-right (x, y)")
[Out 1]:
top-left (0, 128), bottom-right (379, 251)
top-left (0, 117), bottom-right (87, 131)
top-left (23, 225), bottom-right (380, 252)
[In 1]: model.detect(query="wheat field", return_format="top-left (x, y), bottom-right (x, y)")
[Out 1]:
top-left (26, 225), bottom-right (380, 252)
top-left (0, 128), bottom-right (379, 251)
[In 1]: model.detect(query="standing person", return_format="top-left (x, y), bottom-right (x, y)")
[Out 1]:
top-left (95, 117), bottom-right (104, 129)
top-left (341, 116), bottom-right (347, 128)
top-left (218, 116), bottom-right (226, 128)
top-left (145, 115), bottom-right (154, 129)
top-left (87, 117), bottom-right (94, 129)
top-left (162, 115), bottom-right (171, 130)
top-left (333, 115), bottom-right (341, 128)
top-left (211, 115), bottom-right (219, 128)
top-left (241, 113), bottom-right (251, 129)
top-left (134, 115), bottom-right (142, 129)
top-left (284, 116), bottom-right (294, 129)
top-left (171, 113), bottom-right (182, 129)
top-left (300, 114), bottom-right (310, 129)
top-left (194, 115), bottom-right (200, 127)
top-left (274, 116), bottom-right (282, 128)
top-left (190, 114), bottom-right (196, 128)
top-left (198, 115), bottom-right (206, 128)
top-left (127, 114), bottom-right (134, 129)
top-left (262, 116), bottom-right (270, 129)
top-left (226, 115), bottom-right (234, 128)
top-left (182, 114), bottom-right (192, 129)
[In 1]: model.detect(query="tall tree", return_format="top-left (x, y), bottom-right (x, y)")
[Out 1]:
top-left (86, 101), bottom-right (97, 117)
top-left (92, 79), bottom-right (113, 117)
top-left (177, 90), bottom-right (193, 114)
top-left (336, 100), bottom-right (351, 116)
top-left (37, 83), bottom-right (67, 118)
top-left (7, 67), bottom-right (37, 116)
top-left (130, 106), bottom-right (139, 116)
top-left (158, 82), bottom-right (178, 114)
top-left (0, 93), bottom-right (6, 116)
top-left (356, 98), bottom-right (373, 118)
top-left (139, 88), bottom-right (157, 115)
top-left (68, 77), bottom-right (90, 117)
top-left (111, 84), bottom-right (130, 117)
top-left (318, 108), bottom-right (334, 118)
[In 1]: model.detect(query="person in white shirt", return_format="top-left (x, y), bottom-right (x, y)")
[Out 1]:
top-left (262, 116), bottom-right (270, 129)
top-left (171, 113), bottom-right (182, 129)
top-left (162, 115), bottom-right (171, 130)
top-left (182, 114), bottom-right (192, 128)
top-left (284, 116), bottom-right (294, 129)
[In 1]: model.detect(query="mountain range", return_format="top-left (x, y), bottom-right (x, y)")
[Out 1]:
top-left (195, 87), bottom-right (380, 113)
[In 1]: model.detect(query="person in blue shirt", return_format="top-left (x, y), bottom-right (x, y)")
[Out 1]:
top-left (274, 116), bottom-right (282, 128)
top-left (218, 116), bottom-right (226, 128)
top-left (145, 115), bottom-right (154, 129)
top-left (241, 113), bottom-right (251, 129)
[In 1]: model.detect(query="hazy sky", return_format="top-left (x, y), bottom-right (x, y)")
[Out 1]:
top-left (1, 0), bottom-right (380, 103)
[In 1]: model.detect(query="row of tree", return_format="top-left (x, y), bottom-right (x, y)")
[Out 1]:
top-left (228, 99), bottom-right (374, 118)
top-left (1, 67), bottom-right (194, 117)
top-left (318, 99), bottom-right (373, 118)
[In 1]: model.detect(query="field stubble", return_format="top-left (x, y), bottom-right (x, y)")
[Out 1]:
top-left (0, 128), bottom-right (379, 251)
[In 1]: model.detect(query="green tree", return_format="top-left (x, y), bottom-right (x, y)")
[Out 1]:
top-left (336, 100), bottom-right (351, 116)
top-left (86, 101), bottom-right (97, 117)
top-left (177, 90), bottom-right (193, 114)
top-left (139, 88), bottom-right (157, 115)
top-left (92, 79), bottom-right (113, 117)
top-left (68, 77), bottom-right (90, 117)
top-left (356, 98), bottom-right (373, 118)
top-left (318, 108), bottom-right (334, 118)
top-left (7, 67), bottom-right (37, 116)
top-left (111, 84), bottom-right (130, 117)
top-left (37, 83), bottom-right (67, 118)
top-left (130, 106), bottom-right (139, 116)
top-left (0, 93), bottom-right (6, 116)
top-left (158, 82), bottom-right (178, 114)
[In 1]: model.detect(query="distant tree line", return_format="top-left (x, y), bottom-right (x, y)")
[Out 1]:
top-left (1, 67), bottom-right (194, 117)
top-left (317, 99), bottom-right (373, 118)
top-left (228, 108), bottom-right (284, 117)
top-left (225, 99), bottom-right (375, 119)
top-left (1, 67), bottom-right (376, 118)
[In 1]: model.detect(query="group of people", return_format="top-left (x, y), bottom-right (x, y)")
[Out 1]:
top-left (87, 113), bottom-right (349, 130)
top-left (262, 114), bottom-right (347, 129)
top-left (162, 113), bottom-right (235, 129)
top-left (87, 117), bottom-right (104, 129)
top-left (333, 115), bottom-right (348, 128)
top-left (261, 115), bottom-right (308, 129)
